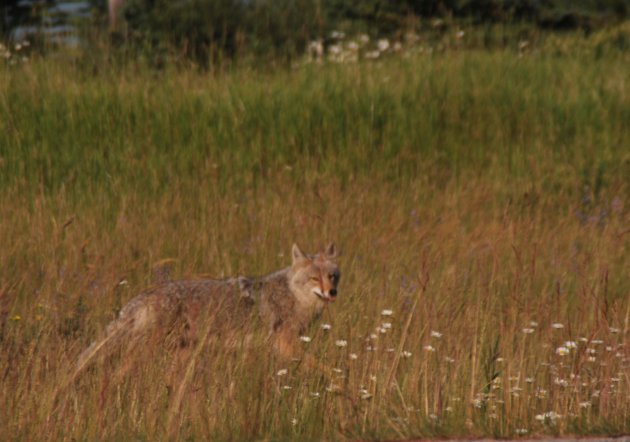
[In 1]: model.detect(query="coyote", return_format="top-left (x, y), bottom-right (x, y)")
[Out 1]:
top-left (74, 242), bottom-right (340, 378)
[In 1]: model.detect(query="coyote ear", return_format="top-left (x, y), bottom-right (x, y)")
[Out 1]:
top-left (325, 242), bottom-right (337, 259)
top-left (292, 243), bottom-right (307, 264)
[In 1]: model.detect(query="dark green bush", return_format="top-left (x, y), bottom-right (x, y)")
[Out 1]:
top-left (117, 0), bottom-right (321, 67)
top-left (3, 0), bottom-right (629, 65)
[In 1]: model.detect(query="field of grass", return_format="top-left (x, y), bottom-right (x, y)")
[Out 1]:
top-left (2, 33), bottom-right (630, 440)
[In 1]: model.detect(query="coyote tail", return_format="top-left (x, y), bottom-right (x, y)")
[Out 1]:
top-left (47, 316), bottom-right (134, 423)
top-left (72, 315), bottom-right (133, 382)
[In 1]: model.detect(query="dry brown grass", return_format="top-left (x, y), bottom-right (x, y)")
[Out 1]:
top-left (2, 172), bottom-right (629, 440)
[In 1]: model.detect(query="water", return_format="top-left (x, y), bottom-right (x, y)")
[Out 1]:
top-left (10, 0), bottom-right (93, 47)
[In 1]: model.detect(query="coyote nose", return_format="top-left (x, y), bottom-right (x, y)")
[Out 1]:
top-left (330, 289), bottom-right (337, 297)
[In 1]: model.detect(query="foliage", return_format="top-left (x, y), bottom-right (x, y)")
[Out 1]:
top-left (120, 0), bottom-right (247, 66)
top-left (103, 0), bottom-right (630, 65)
top-left (1, 0), bottom-right (35, 39)
top-left (117, 0), bottom-right (321, 67)
top-left (3, 0), bottom-right (630, 65)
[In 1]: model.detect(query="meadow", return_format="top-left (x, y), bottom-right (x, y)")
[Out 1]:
top-left (1, 30), bottom-right (630, 440)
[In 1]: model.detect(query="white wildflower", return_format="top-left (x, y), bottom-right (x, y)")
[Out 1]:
top-left (321, 323), bottom-right (332, 330)
top-left (328, 44), bottom-right (342, 56)
top-left (307, 40), bottom-right (324, 58)
top-left (335, 340), bottom-right (348, 348)
top-left (401, 351), bottom-right (412, 358)
top-left (522, 328), bottom-right (535, 334)
top-left (381, 309), bottom-right (393, 316)
top-left (535, 411), bottom-right (560, 422)
top-left (554, 378), bottom-right (569, 387)
top-left (330, 30), bottom-right (345, 40)
top-left (564, 341), bottom-right (578, 349)
top-left (276, 369), bottom-right (288, 376)
top-left (430, 330), bottom-right (443, 338)
top-left (556, 346), bottom-right (570, 356)
top-left (300, 336), bottom-right (311, 343)
top-left (551, 323), bottom-right (564, 329)
top-left (424, 345), bottom-right (436, 352)
top-left (377, 38), bottom-right (390, 52)
top-left (349, 353), bottom-right (358, 360)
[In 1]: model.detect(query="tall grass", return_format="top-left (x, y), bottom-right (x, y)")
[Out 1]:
top-left (3, 49), bottom-right (630, 196)
top-left (1, 41), bottom-right (630, 440)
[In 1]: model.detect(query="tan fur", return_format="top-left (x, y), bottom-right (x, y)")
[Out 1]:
top-left (74, 242), bottom-right (340, 379)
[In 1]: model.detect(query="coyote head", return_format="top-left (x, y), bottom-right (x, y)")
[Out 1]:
top-left (289, 242), bottom-right (340, 306)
